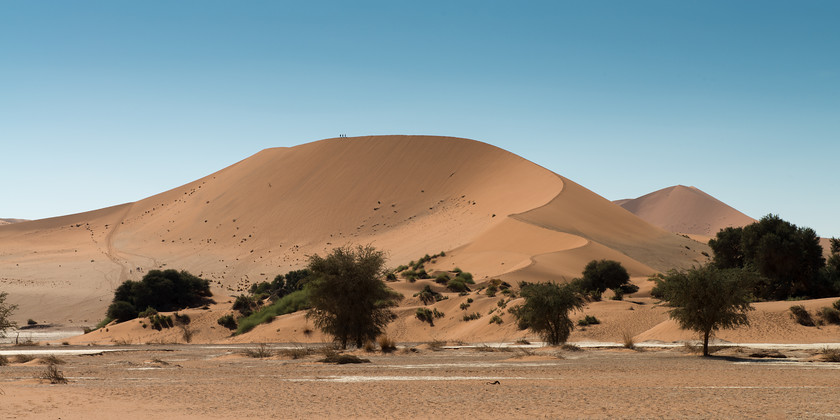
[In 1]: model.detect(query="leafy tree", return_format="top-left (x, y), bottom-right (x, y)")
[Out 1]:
top-left (572, 259), bottom-right (636, 300)
top-left (267, 269), bottom-right (311, 300)
top-left (305, 245), bottom-right (402, 349)
top-left (0, 291), bottom-right (18, 337)
top-left (107, 269), bottom-right (212, 322)
top-left (709, 214), bottom-right (826, 300)
top-left (652, 265), bottom-right (754, 356)
top-left (107, 301), bottom-right (137, 323)
top-left (512, 282), bottom-right (583, 345)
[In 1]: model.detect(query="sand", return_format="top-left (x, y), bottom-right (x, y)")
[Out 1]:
top-left (0, 136), bottom-right (707, 326)
top-left (616, 185), bottom-right (756, 237)
top-left (1, 344), bottom-right (838, 419)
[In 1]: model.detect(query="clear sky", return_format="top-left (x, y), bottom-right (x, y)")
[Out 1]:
top-left (2, 1), bottom-right (838, 237)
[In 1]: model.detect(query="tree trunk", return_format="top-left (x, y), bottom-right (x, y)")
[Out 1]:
top-left (703, 330), bottom-right (710, 356)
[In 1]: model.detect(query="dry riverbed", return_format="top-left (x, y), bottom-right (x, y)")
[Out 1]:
top-left (1, 343), bottom-right (839, 419)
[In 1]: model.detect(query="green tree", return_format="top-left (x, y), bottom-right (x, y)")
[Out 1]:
top-left (0, 291), bottom-right (18, 337)
top-left (305, 245), bottom-right (402, 349)
top-left (652, 265), bottom-right (754, 356)
top-left (512, 282), bottom-right (583, 345)
top-left (573, 259), bottom-right (637, 300)
top-left (709, 215), bottom-right (826, 299)
top-left (107, 269), bottom-right (212, 322)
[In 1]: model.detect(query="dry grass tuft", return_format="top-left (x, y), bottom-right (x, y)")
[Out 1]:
top-left (14, 354), bottom-right (35, 363)
top-left (39, 363), bottom-right (68, 384)
top-left (822, 347), bottom-right (840, 362)
top-left (561, 343), bottom-right (582, 352)
top-left (319, 353), bottom-right (371, 364)
top-left (428, 339), bottom-right (447, 351)
top-left (40, 355), bottom-right (66, 365)
top-left (622, 331), bottom-right (636, 350)
top-left (243, 343), bottom-right (273, 358)
top-left (0, 355), bottom-right (9, 366)
top-left (378, 336), bottom-right (397, 353)
top-left (362, 340), bottom-right (376, 353)
top-left (278, 346), bottom-right (311, 359)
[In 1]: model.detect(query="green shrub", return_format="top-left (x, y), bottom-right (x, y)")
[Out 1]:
top-left (485, 285), bottom-right (498, 297)
top-left (489, 315), bottom-right (503, 325)
top-left (236, 290), bottom-right (309, 335)
top-left (385, 272), bottom-right (397, 281)
top-left (94, 317), bottom-right (113, 330)
top-left (138, 306), bottom-right (158, 318)
top-left (110, 269), bottom-right (211, 321)
top-left (149, 314), bottom-right (174, 330)
top-left (173, 312), bottom-right (191, 325)
top-left (577, 315), bottom-right (600, 326)
top-left (416, 308), bottom-right (434, 325)
top-left (435, 274), bottom-right (450, 284)
top-left (106, 301), bottom-right (137, 323)
top-left (395, 265), bottom-right (408, 272)
top-left (447, 278), bottom-right (470, 293)
top-left (416, 269), bottom-right (430, 279)
top-left (818, 307), bottom-right (840, 325)
top-left (462, 312), bottom-right (481, 321)
top-left (233, 294), bottom-right (260, 317)
top-left (401, 270), bottom-right (417, 282)
top-left (790, 305), bottom-right (815, 326)
top-left (460, 302), bottom-right (470, 310)
top-left (217, 314), bottom-right (237, 330)
top-left (414, 285), bottom-right (443, 305)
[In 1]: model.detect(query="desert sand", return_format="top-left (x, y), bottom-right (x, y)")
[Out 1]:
top-left (616, 185), bottom-right (756, 237)
top-left (0, 136), bottom-right (707, 326)
top-left (2, 343), bottom-right (839, 419)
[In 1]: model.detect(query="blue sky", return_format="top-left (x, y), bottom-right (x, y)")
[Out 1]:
top-left (2, 1), bottom-right (838, 237)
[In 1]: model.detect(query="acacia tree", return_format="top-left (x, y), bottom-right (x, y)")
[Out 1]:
top-left (652, 265), bottom-right (754, 356)
top-left (512, 282), bottom-right (583, 345)
top-left (306, 245), bottom-right (402, 349)
top-left (0, 291), bottom-right (18, 337)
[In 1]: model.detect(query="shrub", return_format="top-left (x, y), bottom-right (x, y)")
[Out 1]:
top-left (14, 355), bottom-right (35, 363)
top-left (622, 331), bottom-right (636, 349)
top-left (462, 312), bottom-right (481, 321)
top-left (447, 277), bottom-right (471, 293)
top-left (0, 355), bottom-right (8, 366)
top-left (39, 363), bottom-right (68, 384)
top-left (790, 305), bottom-right (815, 326)
top-left (416, 308), bottom-right (434, 325)
top-left (489, 315), bottom-right (503, 325)
top-left (378, 336), bottom-right (397, 353)
top-left (819, 307), bottom-right (840, 325)
top-left (460, 302), bottom-right (470, 310)
top-left (173, 313), bottom-right (191, 325)
top-left (435, 274), bottom-right (451, 284)
top-left (577, 315), bottom-right (600, 326)
top-left (149, 314), bottom-right (174, 330)
top-left (110, 269), bottom-right (211, 321)
top-left (833, 299), bottom-right (840, 311)
top-left (513, 282), bottom-right (584, 346)
top-left (236, 289), bottom-right (310, 335)
top-left (138, 306), bottom-right (158, 318)
top-left (106, 301), bottom-right (137, 323)
top-left (243, 343), bottom-right (273, 358)
top-left (822, 347), bottom-right (840, 362)
top-left (416, 269), bottom-right (431, 279)
top-left (414, 285), bottom-right (443, 305)
top-left (217, 314), bottom-right (237, 330)
top-left (319, 354), bottom-right (370, 364)
top-left (467, 298), bottom-right (473, 303)
top-left (363, 340), bottom-right (376, 352)
top-left (41, 355), bottom-right (65, 365)
top-left (385, 272), bottom-right (397, 281)
top-left (27, 319), bottom-right (37, 325)
top-left (0, 291), bottom-right (18, 337)
top-left (233, 294), bottom-right (260, 317)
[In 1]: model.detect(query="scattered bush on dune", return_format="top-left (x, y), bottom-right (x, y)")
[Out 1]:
top-left (236, 289), bottom-right (310, 335)
top-left (818, 306), bottom-right (840, 325)
top-left (577, 315), bottom-right (600, 326)
top-left (106, 269), bottom-right (212, 323)
top-left (790, 305), bottom-right (815, 326)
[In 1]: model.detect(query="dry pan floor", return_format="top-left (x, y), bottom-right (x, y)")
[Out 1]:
top-left (1, 344), bottom-right (838, 419)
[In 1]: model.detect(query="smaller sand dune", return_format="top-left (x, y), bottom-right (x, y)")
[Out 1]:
top-left (616, 185), bottom-right (755, 237)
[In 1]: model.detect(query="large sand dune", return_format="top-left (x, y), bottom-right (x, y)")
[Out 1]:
top-left (0, 136), bottom-right (706, 326)
top-left (616, 185), bottom-right (756, 237)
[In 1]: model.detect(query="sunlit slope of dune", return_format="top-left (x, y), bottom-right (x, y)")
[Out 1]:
top-left (0, 136), bottom-right (706, 324)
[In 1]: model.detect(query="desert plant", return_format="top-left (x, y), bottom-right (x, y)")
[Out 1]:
top-left (462, 312), bottom-right (481, 321)
top-left (489, 315), bottom-right (503, 325)
top-left (622, 331), bottom-right (636, 349)
top-left (435, 274), bottom-right (450, 284)
top-left (819, 307), bottom-right (840, 325)
top-left (512, 282), bottom-right (584, 346)
top-left (577, 315), bottom-right (600, 326)
top-left (173, 312), bottom-right (191, 325)
top-left (319, 353), bottom-right (370, 364)
top-left (278, 347), bottom-right (311, 359)
top-left (561, 343), bottom-right (582, 352)
top-left (0, 292), bottom-right (18, 337)
top-left (39, 363), bottom-right (68, 384)
top-left (306, 245), bottom-right (402, 349)
top-left (821, 347), bottom-right (840, 362)
top-left (243, 343), bottom-right (273, 358)
top-left (378, 335), bottom-right (397, 353)
top-left (138, 306), bottom-right (158, 318)
top-left (0, 355), bottom-right (8, 366)
top-left (460, 302), bottom-right (470, 310)
top-left (571, 260), bottom-right (633, 301)
top-left (108, 269), bottom-right (211, 322)
top-left (41, 355), bottom-right (65, 365)
top-left (653, 265), bottom-right (754, 356)
top-left (14, 354), bottom-right (35, 363)
top-left (363, 340), bottom-right (376, 352)
top-left (149, 314), bottom-right (174, 330)
top-left (790, 305), bottom-right (815, 326)
top-left (217, 314), bottom-right (238, 330)
top-left (427, 339), bottom-right (446, 351)
top-left (414, 285), bottom-right (443, 305)
top-left (179, 325), bottom-right (195, 343)
top-left (233, 294), bottom-right (261, 317)
top-left (235, 289), bottom-right (310, 335)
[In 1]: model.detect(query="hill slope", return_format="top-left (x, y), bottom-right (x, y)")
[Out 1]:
top-left (0, 136), bottom-right (706, 325)
top-left (615, 185), bottom-right (756, 237)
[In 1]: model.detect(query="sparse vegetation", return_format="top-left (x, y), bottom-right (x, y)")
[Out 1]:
top-left (416, 307), bottom-right (444, 326)
top-left (0, 355), bottom-right (8, 366)
top-left (217, 314), bottom-right (238, 330)
top-left (41, 355), bottom-right (65, 365)
top-left (652, 264), bottom-right (754, 356)
top-left (149, 314), bottom-right (174, 330)
top-left (821, 347), bottom-right (840, 362)
top-left (571, 260), bottom-right (637, 301)
top-left (243, 343), bottom-right (273, 358)
top-left (622, 331), bottom-right (636, 349)
top-left (789, 305), bottom-right (815, 326)
top-left (819, 306), bottom-right (840, 325)
top-left (446, 271), bottom-right (475, 293)
top-left (462, 312), bottom-right (481, 321)
top-left (460, 302), bottom-right (471, 310)
top-left (319, 353), bottom-right (370, 364)
top-left (489, 315), bottom-right (503, 325)
top-left (414, 285), bottom-right (443, 305)
top-left (306, 245), bottom-right (402, 349)
top-left (512, 282), bottom-right (583, 346)
top-left (14, 354), bottom-right (35, 363)
top-left (577, 315), bottom-right (600, 326)
top-left (0, 291), bottom-right (18, 336)
top-left (235, 289), bottom-right (310, 335)
top-left (39, 363), bottom-right (68, 384)
top-left (378, 335), bottom-right (397, 353)
top-left (106, 269), bottom-right (212, 322)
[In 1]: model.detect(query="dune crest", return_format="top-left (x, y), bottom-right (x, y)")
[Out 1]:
top-left (1, 136), bottom-right (706, 325)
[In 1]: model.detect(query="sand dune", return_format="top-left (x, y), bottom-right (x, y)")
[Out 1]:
top-left (616, 185), bottom-right (756, 237)
top-left (1, 136), bottom-right (706, 329)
